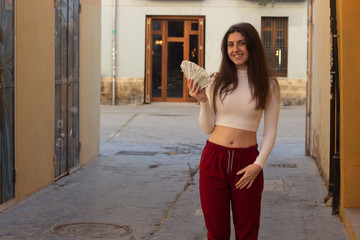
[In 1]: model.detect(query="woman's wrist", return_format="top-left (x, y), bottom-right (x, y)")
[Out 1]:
top-left (200, 97), bottom-right (208, 104)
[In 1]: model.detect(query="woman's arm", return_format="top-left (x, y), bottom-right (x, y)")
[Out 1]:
top-left (199, 100), bottom-right (215, 134)
top-left (235, 80), bottom-right (280, 190)
top-left (187, 78), bottom-right (216, 134)
top-left (254, 80), bottom-right (280, 169)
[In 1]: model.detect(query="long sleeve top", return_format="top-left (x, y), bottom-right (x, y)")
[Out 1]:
top-left (199, 70), bottom-right (280, 169)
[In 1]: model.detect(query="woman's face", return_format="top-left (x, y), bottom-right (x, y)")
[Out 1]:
top-left (227, 31), bottom-right (249, 70)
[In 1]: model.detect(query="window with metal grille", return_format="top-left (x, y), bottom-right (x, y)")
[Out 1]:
top-left (261, 17), bottom-right (288, 77)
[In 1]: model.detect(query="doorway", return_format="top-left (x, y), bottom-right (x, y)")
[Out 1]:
top-left (145, 16), bottom-right (205, 103)
top-left (54, 0), bottom-right (80, 180)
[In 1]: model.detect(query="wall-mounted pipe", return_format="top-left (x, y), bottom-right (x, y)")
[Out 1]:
top-left (329, 0), bottom-right (340, 215)
top-left (112, 0), bottom-right (117, 105)
top-left (305, 0), bottom-right (313, 155)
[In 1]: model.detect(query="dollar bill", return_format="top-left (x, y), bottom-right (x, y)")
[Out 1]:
top-left (180, 60), bottom-right (212, 89)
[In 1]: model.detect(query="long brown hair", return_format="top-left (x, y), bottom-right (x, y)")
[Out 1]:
top-left (212, 22), bottom-right (277, 113)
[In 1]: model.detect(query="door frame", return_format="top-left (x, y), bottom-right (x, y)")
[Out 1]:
top-left (145, 15), bottom-right (205, 103)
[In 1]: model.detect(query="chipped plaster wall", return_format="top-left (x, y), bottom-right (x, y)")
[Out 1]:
top-left (101, 78), bottom-right (144, 105)
top-left (278, 78), bottom-right (306, 106)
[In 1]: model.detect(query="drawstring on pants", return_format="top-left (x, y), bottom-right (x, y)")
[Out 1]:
top-left (227, 150), bottom-right (234, 173)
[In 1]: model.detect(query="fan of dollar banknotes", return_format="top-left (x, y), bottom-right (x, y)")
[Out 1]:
top-left (180, 60), bottom-right (212, 89)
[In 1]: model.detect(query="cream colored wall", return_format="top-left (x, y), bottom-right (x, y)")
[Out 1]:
top-left (13, 0), bottom-right (101, 202)
top-left (15, 0), bottom-right (55, 201)
top-left (79, 0), bottom-right (101, 166)
top-left (309, 0), bottom-right (331, 184)
top-left (338, 0), bottom-right (360, 209)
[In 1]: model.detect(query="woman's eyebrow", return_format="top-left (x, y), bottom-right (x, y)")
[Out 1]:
top-left (227, 39), bottom-right (245, 43)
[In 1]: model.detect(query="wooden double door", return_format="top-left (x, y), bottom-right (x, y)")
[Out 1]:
top-left (145, 16), bottom-right (205, 102)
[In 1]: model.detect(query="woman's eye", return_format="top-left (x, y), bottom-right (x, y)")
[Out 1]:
top-left (227, 43), bottom-right (234, 47)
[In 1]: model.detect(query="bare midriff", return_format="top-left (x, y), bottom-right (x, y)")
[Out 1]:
top-left (208, 125), bottom-right (257, 148)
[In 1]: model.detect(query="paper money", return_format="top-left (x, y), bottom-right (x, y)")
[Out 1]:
top-left (180, 60), bottom-right (212, 89)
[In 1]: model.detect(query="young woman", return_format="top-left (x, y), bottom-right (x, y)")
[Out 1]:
top-left (187, 23), bottom-right (280, 240)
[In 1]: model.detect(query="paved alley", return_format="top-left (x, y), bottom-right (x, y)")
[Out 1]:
top-left (0, 103), bottom-right (350, 240)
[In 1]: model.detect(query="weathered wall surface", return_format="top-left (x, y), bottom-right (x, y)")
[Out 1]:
top-left (101, 78), bottom-right (144, 105)
top-left (309, 0), bottom-right (331, 184)
top-left (101, 77), bottom-right (306, 106)
top-left (278, 78), bottom-right (306, 106)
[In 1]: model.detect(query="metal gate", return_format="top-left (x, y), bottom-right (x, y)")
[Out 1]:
top-left (0, 0), bottom-right (15, 204)
top-left (54, 0), bottom-right (80, 179)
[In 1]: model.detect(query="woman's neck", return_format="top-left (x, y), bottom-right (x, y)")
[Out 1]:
top-left (237, 69), bottom-right (248, 77)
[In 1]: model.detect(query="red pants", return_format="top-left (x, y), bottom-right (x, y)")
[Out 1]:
top-left (199, 140), bottom-right (264, 240)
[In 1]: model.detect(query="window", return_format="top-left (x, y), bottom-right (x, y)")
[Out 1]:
top-left (261, 17), bottom-right (288, 76)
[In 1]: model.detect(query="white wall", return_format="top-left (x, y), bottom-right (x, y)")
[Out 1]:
top-left (101, 0), bottom-right (307, 79)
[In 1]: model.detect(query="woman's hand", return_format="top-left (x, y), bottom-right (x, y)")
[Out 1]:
top-left (235, 164), bottom-right (262, 190)
top-left (187, 79), bottom-right (208, 103)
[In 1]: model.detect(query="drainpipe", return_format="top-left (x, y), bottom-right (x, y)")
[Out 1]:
top-left (112, 0), bottom-right (117, 105)
top-left (329, 0), bottom-right (340, 215)
top-left (305, 0), bottom-right (313, 155)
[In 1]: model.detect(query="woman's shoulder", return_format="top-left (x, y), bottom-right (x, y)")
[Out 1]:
top-left (269, 77), bottom-right (280, 97)
top-left (269, 76), bottom-right (279, 87)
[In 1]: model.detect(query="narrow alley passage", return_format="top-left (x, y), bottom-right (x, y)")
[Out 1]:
top-left (0, 103), bottom-right (349, 240)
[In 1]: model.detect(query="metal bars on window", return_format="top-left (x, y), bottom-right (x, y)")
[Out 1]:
top-left (0, 0), bottom-right (15, 204)
top-left (261, 17), bottom-right (288, 77)
top-left (54, 0), bottom-right (80, 179)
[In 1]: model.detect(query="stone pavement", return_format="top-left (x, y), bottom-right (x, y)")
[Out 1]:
top-left (0, 103), bottom-right (350, 240)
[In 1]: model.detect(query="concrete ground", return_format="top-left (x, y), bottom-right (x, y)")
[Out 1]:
top-left (0, 103), bottom-right (350, 240)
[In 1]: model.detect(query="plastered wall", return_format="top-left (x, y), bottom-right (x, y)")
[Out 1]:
top-left (309, 0), bottom-right (331, 183)
top-left (338, 0), bottom-right (360, 209)
top-left (79, 0), bottom-right (101, 166)
top-left (15, 0), bottom-right (55, 201)
top-left (13, 0), bottom-right (101, 202)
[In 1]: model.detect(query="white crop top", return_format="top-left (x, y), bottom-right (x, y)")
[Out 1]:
top-left (199, 69), bottom-right (280, 169)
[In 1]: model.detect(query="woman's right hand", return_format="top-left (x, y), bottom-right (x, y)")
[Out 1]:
top-left (187, 79), bottom-right (208, 103)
